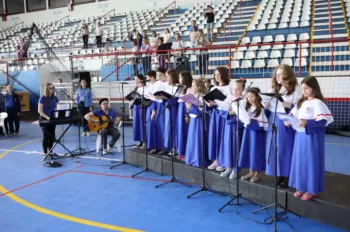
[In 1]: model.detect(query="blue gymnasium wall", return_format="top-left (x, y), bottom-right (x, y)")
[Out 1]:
top-left (11, 70), bottom-right (40, 111)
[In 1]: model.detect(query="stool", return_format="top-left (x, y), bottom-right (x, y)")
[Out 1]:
top-left (96, 122), bottom-right (122, 153)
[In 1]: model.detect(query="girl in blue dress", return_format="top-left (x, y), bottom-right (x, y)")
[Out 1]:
top-left (133, 74), bottom-right (147, 149)
top-left (287, 76), bottom-right (333, 201)
top-left (176, 71), bottom-right (193, 160)
top-left (239, 88), bottom-right (268, 183)
top-left (185, 78), bottom-right (209, 167)
top-left (76, 78), bottom-right (93, 136)
top-left (206, 67), bottom-right (232, 172)
top-left (219, 78), bottom-right (246, 179)
top-left (264, 64), bottom-right (303, 188)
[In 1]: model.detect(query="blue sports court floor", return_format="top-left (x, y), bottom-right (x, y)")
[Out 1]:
top-left (0, 122), bottom-right (349, 232)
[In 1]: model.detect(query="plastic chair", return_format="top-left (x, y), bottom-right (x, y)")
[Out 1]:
top-left (0, 112), bottom-right (8, 137)
top-left (96, 121), bottom-right (122, 153)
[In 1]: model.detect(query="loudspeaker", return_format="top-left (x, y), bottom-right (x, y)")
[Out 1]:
top-left (174, 56), bottom-right (190, 73)
top-left (78, 71), bottom-right (91, 88)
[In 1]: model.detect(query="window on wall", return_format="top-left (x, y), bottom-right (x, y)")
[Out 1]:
top-left (74, 0), bottom-right (96, 5)
top-left (27, 0), bottom-right (46, 12)
top-left (6, 0), bottom-right (25, 14)
top-left (49, 0), bottom-right (69, 9)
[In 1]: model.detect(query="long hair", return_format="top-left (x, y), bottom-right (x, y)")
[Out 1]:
top-left (166, 68), bottom-right (179, 85)
top-left (179, 71), bottom-right (193, 94)
top-left (245, 87), bottom-right (263, 118)
top-left (297, 76), bottom-right (325, 109)
top-left (44, 83), bottom-right (54, 107)
top-left (214, 66), bottom-right (230, 86)
top-left (271, 64), bottom-right (297, 95)
top-left (193, 78), bottom-right (208, 95)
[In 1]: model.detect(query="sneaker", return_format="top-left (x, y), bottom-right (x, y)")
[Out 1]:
top-left (81, 132), bottom-right (87, 136)
top-left (103, 149), bottom-right (108, 155)
top-left (133, 142), bottom-right (142, 148)
top-left (107, 145), bottom-right (112, 153)
top-left (229, 171), bottom-right (237, 180)
top-left (207, 161), bottom-right (218, 170)
top-left (241, 173), bottom-right (254, 181)
top-left (216, 166), bottom-right (225, 172)
top-left (140, 144), bottom-right (146, 149)
top-left (14, 132), bottom-right (19, 137)
top-left (86, 132), bottom-right (91, 136)
top-left (250, 175), bottom-right (260, 183)
top-left (220, 168), bottom-right (232, 177)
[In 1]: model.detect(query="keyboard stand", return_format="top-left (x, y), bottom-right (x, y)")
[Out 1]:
top-left (41, 123), bottom-right (76, 167)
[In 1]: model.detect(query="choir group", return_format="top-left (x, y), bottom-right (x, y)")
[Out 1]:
top-left (130, 64), bottom-right (334, 201)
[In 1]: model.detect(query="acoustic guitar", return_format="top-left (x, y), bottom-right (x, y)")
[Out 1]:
top-left (87, 115), bottom-right (110, 132)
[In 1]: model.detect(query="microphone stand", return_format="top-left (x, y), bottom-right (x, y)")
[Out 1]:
top-left (131, 80), bottom-right (162, 177)
top-left (187, 84), bottom-right (226, 198)
top-left (110, 82), bottom-right (128, 169)
top-left (155, 85), bottom-right (190, 188)
top-left (61, 90), bottom-right (90, 156)
top-left (218, 89), bottom-right (254, 212)
top-left (252, 95), bottom-right (299, 232)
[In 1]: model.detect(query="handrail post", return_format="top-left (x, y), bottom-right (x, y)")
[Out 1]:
top-left (116, 53), bottom-right (119, 81)
top-left (298, 42), bottom-right (301, 76)
top-left (229, 47), bottom-right (232, 78)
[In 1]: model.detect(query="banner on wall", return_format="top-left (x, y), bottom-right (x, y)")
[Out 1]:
top-left (17, 91), bottom-right (30, 112)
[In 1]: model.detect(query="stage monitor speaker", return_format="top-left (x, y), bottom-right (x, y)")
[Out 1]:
top-left (78, 71), bottom-right (91, 88)
top-left (174, 56), bottom-right (190, 73)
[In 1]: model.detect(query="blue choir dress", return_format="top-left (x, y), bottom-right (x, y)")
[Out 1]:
top-left (288, 99), bottom-right (334, 194)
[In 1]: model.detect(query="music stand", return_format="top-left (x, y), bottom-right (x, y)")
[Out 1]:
top-left (40, 109), bottom-right (78, 167)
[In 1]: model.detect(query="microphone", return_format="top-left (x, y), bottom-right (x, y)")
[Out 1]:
top-left (244, 81), bottom-right (253, 92)
top-left (271, 93), bottom-right (283, 99)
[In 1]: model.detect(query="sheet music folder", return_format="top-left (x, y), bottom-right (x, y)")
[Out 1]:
top-left (260, 93), bottom-right (284, 102)
top-left (153, 91), bottom-right (172, 99)
top-left (203, 88), bottom-right (227, 102)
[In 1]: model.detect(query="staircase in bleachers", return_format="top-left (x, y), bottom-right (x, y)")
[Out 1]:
top-left (311, 0), bottom-right (350, 76)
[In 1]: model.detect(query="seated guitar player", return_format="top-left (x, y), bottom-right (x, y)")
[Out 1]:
top-left (84, 98), bottom-right (121, 155)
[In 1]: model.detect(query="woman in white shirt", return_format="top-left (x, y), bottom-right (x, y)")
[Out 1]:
top-left (81, 23), bottom-right (89, 48)
top-left (95, 22), bottom-right (103, 47)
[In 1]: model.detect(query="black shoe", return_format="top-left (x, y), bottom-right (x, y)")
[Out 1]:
top-left (276, 176), bottom-right (285, 186)
top-left (278, 177), bottom-right (289, 189)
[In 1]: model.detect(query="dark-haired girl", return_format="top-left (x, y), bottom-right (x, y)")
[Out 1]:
top-left (133, 74), bottom-right (147, 148)
top-left (176, 72), bottom-right (193, 160)
top-left (239, 88), bottom-right (268, 183)
top-left (287, 76), bottom-right (333, 201)
top-left (207, 67), bottom-right (231, 172)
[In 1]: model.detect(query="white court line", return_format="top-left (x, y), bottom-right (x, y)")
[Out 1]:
top-left (0, 149), bottom-right (122, 162)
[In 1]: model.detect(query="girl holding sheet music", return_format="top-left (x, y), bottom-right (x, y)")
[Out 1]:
top-left (263, 65), bottom-right (303, 188)
top-left (163, 69), bottom-right (180, 155)
top-left (239, 88), bottom-right (268, 183)
top-left (185, 78), bottom-right (209, 167)
top-left (133, 74), bottom-right (147, 149)
top-left (286, 76), bottom-right (333, 201)
top-left (149, 67), bottom-right (168, 154)
top-left (207, 67), bottom-right (232, 172)
top-left (145, 70), bottom-right (160, 154)
top-left (176, 71), bottom-right (193, 160)
top-left (218, 79), bottom-right (246, 179)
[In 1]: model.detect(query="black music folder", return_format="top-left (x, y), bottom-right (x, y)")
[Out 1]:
top-left (153, 91), bottom-right (172, 99)
top-left (260, 93), bottom-right (284, 102)
top-left (203, 88), bottom-right (227, 102)
top-left (125, 90), bottom-right (141, 101)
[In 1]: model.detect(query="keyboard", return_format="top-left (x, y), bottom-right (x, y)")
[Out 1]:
top-left (39, 117), bottom-right (81, 126)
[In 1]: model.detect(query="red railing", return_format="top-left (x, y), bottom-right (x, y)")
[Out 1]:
top-left (70, 37), bottom-right (350, 81)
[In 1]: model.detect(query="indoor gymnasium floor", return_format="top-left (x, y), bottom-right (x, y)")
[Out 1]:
top-left (0, 122), bottom-right (349, 232)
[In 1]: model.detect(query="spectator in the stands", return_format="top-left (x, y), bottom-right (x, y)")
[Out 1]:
top-left (195, 30), bottom-right (209, 76)
top-left (156, 37), bottom-right (168, 69)
top-left (203, 5), bottom-right (215, 41)
top-left (172, 33), bottom-right (184, 57)
top-left (95, 22), bottom-right (103, 47)
top-left (189, 25), bottom-right (198, 50)
top-left (82, 23), bottom-right (89, 48)
top-left (142, 30), bottom-right (148, 41)
top-left (149, 31), bottom-right (158, 53)
top-left (16, 45), bottom-right (23, 60)
top-left (162, 28), bottom-right (172, 49)
top-left (141, 38), bottom-right (151, 75)
top-left (20, 38), bottom-right (28, 59)
top-left (131, 40), bottom-right (139, 75)
top-left (189, 20), bottom-right (198, 32)
top-left (129, 28), bottom-right (143, 50)
top-left (1, 85), bottom-right (21, 136)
